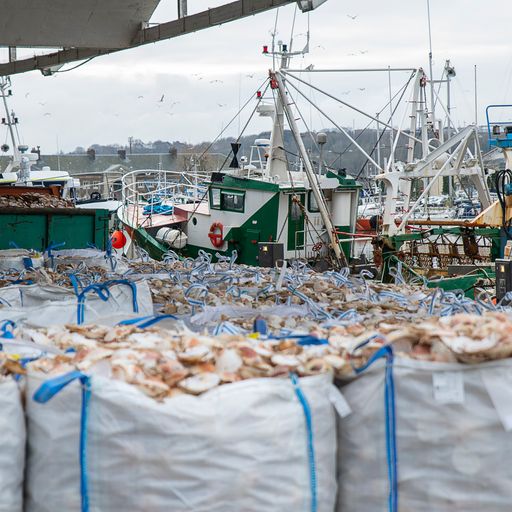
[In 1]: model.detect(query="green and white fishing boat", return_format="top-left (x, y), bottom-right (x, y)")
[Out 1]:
top-left (118, 45), bottom-right (361, 268)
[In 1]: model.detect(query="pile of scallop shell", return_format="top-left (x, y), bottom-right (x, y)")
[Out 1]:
top-left (0, 193), bottom-right (74, 209)
top-left (17, 311), bottom-right (512, 400)
top-left (381, 311), bottom-right (512, 364)
top-left (22, 323), bottom-right (358, 399)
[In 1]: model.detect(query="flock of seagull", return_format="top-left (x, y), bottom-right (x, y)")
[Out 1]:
top-left (24, 13), bottom-right (365, 120)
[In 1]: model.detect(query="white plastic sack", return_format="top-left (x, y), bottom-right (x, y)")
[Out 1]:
top-left (0, 378), bottom-right (25, 512)
top-left (0, 280), bottom-right (153, 327)
top-left (0, 286), bottom-right (22, 308)
top-left (191, 304), bottom-right (310, 325)
top-left (50, 249), bottom-right (129, 273)
top-left (337, 357), bottom-right (512, 512)
top-left (25, 372), bottom-right (337, 512)
top-left (0, 249), bottom-right (43, 272)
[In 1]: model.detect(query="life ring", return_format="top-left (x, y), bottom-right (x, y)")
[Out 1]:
top-left (208, 222), bottom-right (224, 248)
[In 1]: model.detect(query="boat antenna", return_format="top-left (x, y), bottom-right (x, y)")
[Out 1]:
top-left (289, 8), bottom-right (310, 56)
top-left (426, 0), bottom-right (436, 133)
top-left (271, 8), bottom-right (280, 70)
top-left (289, 5), bottom-right (298, 53)
top-left (474, 64), bottom-right (478, 153)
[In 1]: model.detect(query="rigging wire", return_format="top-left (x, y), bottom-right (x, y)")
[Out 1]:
top-left (282, 68), bottom-right (415, 182)
top-left (196, 77), bottom-right (269, 162)
top-left (181, 79), bottom-right (271, 229)
top-left (283, 74), bottom-right (384, 173)
top-left (354, 73), bottom-right (415, 179)
top-left (331, 75), bottom-right (414, 168)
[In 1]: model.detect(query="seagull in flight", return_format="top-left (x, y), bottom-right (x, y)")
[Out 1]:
top-left (347, 14), bottom-right (358, 20)
top-left (137, 95), bottom-right (144, 99)
top-left (246, 74), bottom-right (255, 78)
top-left (359, 50), bottom-right (369, 54)
top-left (210, 79), bottom-right (224, 84)
top-left (43, 112), bottom-right (52, 116)
top-left (217, 103), bottom-right (227, 107)
top-left (358, 87), bottom-right (366, 91)
top-left (340, 90), bottom-right (351, 95)
top-left (38, 102), bottom-right (46, 106)
top-left (315, 45), bottom-right (326, 50)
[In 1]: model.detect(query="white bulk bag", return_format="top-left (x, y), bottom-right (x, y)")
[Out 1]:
top-left (50, 249), bottom-right (129, 273)
top-left (0, 280), bottom-right (153, 327)
top-left (0, 249), bottom-right (44, 272)
top-left (337, 357), bottom-right (512, 512)
top-left (0, 286), bottom-right (23, 308)
top-left (25, 372), bottom-right (337, 512)
top-left (0, 378), bottom-right (25, 512)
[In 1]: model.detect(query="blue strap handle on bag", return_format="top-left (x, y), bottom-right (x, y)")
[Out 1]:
top-left (352, 341), bottom-right (398, 512)
top-left (45, 242), bottom-right (66, 269)
top-left (76, 284), bottom-right (110, 325)
top-left (76, 279), bottom-right (139, 325)
top-left (34, 371), bottom-right (91, 512)
top-left (0, 320), bottom-right (15, 339)
top-left (290, 373), bottom-right (317, 512)
top-left (103, 280), bottom-right (139, 315)
top-left (270, 333), bottom-right (329, 346)
top-left (117, 314), bottom-right (178, 329)
top-left (22, 257), bottom-right (34, 270)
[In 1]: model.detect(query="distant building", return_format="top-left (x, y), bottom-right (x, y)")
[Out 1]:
top-left (0, 152), bottom-right (225, 175)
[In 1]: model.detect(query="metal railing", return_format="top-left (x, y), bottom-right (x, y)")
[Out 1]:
top-left (120, 169), bottom-right (209, 228)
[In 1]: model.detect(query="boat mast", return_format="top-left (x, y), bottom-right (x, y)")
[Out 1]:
top-left (272, 70), bottom-right (346, 267)
top-left (0, 77), bottom-right (20, 162)
top-left (426, 0), bottom-right (436, 131)
top-left (267, 43), bottom-right (290, 182)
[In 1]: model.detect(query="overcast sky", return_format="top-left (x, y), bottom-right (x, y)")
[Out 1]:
top-left (1, 0), bottom-right (512, 153)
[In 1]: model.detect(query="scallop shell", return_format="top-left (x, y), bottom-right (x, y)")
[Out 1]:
top-left (270, 354), bottom-right (300, 368)
top-left (178, 372), bottom-right (221, 395)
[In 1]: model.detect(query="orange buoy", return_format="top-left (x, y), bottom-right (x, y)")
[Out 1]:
top-left (111, 230), bottom-right (127, 249)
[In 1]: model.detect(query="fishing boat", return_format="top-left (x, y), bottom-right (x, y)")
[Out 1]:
top-left (118, 42), bottom-right (361, 268)
top-left (0, 76), bottom-right (80, 199)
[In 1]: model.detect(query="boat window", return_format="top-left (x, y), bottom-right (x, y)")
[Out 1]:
top-left (308, 191), bottom-right (320, 213)
top-left (210, 188), bottom-right (221, 209)
top-left (221, 191), bottom-right (245, 212)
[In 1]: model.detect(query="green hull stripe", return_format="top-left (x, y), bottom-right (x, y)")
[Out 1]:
top-left (134, 228), bottom-right (168, 260)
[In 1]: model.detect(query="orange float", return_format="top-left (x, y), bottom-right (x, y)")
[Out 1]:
top-left (111, 230), bottom-right (127, 249)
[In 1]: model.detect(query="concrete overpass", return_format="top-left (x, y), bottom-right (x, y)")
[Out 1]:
top-left (0, 0), bottom-right (328, 76)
